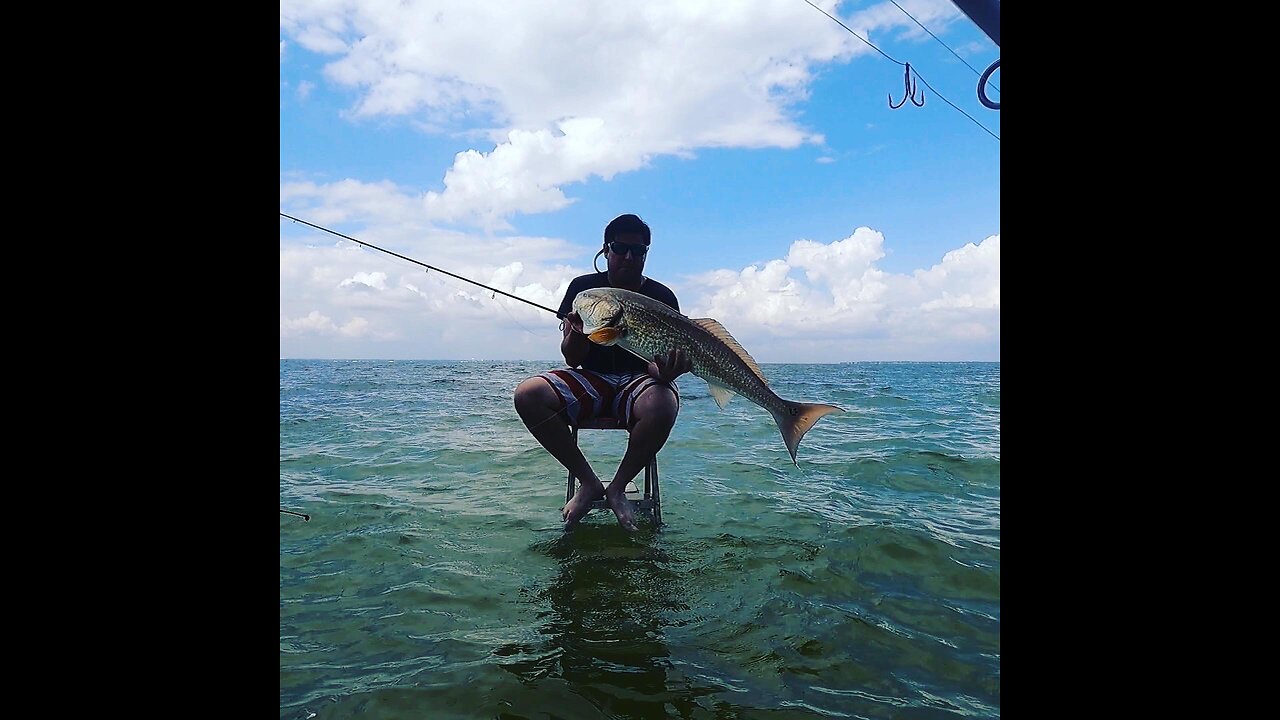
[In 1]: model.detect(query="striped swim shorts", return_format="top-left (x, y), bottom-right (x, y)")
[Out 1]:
top-left (538, 368), bottom-right (680, 429)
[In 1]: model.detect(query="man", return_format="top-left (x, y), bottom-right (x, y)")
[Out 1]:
top-left (513, 214), bottom-right (692, 531)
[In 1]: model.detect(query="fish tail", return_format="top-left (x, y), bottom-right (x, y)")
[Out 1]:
top-left (771, 401), bottom-right (844, 466)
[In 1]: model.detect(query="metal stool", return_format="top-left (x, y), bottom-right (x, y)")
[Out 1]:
top-left (566, 417), bottom-right (662, 527)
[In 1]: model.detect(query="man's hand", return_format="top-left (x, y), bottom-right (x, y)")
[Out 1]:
top-left (560, 311), bottom-right (589, 367)
top-left (649, 348), bottom-right (692, 384)
top-left (561, 312), bottom-right (584, 337)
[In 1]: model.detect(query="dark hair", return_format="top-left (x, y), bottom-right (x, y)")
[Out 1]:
top-left (603, 214), bottom-right (651, 246)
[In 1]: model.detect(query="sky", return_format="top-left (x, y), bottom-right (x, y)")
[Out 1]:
top-left (280, 0), bottom-right (1000, 363)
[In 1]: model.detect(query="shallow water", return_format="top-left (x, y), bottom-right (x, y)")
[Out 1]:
top-left (280, 360), bottom-right (1000, 718)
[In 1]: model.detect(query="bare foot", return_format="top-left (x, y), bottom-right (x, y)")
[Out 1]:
top-left (562, 479), bottom-right (605, 528)
top-left (605, 484), bottom-right (638, 532)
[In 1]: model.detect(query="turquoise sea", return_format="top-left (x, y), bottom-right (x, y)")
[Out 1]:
top-left (280, 359), bottom-right (1000, 719)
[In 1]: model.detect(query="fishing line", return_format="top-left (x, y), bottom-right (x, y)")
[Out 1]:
top-left (282, 211), bottom-right (596, 430)
top-left (281, 215), bottom-right (623, 512)
top-left (496, 301), bottom-right (545, 339)
top-left (280, 213), bottom-right (677, 455)
top-left (415, 262), bottom-right (547, 340)
top-left (280, 212), bottom-right (568, 320)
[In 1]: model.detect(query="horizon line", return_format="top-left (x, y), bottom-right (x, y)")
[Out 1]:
top-left (279, 357), bottom-right (1000, 364)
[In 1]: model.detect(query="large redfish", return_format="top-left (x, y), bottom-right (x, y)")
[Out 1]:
top-left (573, 287), bottom-right (843, 465)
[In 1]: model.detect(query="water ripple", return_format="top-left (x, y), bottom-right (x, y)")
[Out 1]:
top-left (281, 360), bottom-right (999, 718)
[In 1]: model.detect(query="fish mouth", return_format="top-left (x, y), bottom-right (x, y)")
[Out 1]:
top-left (573, 290), bottom-right (625, 338)
top-left (581, 307), bottom-right (624, 344)
top-left (587, 327), bottom-right (622, 344)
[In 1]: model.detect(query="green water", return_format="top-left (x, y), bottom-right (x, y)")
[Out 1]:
top-left (281, 360), bottom-right (1000, 718)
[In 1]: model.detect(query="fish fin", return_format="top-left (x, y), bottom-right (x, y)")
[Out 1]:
top-left (705, 380), bottom-right (737, 409)
top-left (587, 327), bottom-right (622, 345)
top-left (770, 402), bottom-right (845, 466)
top-left (691, 318), bottom-right (768, 386)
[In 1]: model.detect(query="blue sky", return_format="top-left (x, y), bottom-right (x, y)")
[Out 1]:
top-left (280, 0), bottom-right (999, 362)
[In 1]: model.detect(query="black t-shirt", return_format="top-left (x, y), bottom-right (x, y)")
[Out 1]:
top-left (558, 272), bottom-right (680, 374)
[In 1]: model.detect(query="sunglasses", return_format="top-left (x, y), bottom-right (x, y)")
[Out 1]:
top-left (607, 241), bottom-right (649, 257)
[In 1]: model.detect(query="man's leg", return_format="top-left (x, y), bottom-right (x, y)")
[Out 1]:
top-left (513, 376), bottom-right (604, 526)
top-left (606, 382), bottom-right (679, 531)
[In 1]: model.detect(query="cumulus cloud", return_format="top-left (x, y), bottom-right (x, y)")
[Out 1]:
top-left (691, 228), bottom-right (890, 333)
top-left (913, 237), bottom-right (1000, 311)
top-left (280, 311), bottom-right (376, 339)
top-left (339, 271), bottom-right (389, 291)
top-left (278, 1), bottom-right (992, 361)
top-left (279, 0), bottom-right (959, 227)
top-left (678, 230), bottom-right (999, 361)
top-left (281, 215), bottom-right (998, 361)
top-left (279, 183), bottom-right (585, 359)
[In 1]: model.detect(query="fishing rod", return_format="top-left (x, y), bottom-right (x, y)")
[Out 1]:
top-left (280, 509), bottom-right (311, 521)
top-left (280, 212), bottom-right (567, 320)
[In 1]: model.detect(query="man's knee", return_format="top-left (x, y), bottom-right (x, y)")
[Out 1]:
top-left (632, 385), bottom-right (679, 427)
top-left (514, 376), bottom-right (554, 411)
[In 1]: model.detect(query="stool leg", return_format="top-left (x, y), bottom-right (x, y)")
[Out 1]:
top-left (651, 456), bottom-right (661, 527)
top-left (566, 426), bottom-right (578, 504)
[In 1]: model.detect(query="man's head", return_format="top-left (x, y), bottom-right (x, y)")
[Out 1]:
top-left (601, 214), bottom-right (650, 288)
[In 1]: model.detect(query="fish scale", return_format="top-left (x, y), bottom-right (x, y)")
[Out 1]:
top-left (573, 287), bottom-right (844, 465)
top-left (619, 296), bottom-right (780, 411)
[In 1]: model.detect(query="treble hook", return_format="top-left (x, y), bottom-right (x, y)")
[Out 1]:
top-left (889, 63), bottom-right (925, 109)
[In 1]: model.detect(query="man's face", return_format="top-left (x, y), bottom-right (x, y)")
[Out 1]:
top-left (606, 232), bottom-right (648, 281)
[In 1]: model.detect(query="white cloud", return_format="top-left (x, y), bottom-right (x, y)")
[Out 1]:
top-left (855, 0), bottom-right (962, 43)
top-left (678, 230), bottom-right (999, 361)
top-left (281, 216), bottom-right (997, 361)
top-left (339, 271), bottom-right (389, 291)
top-left (278, 0), bottom-right (991, 361)
top-left (955, 40), bottom-right (990, 59)
top-left (281, 178), bottom-right (429, 233)
top-left (280, 311), bottom-right (377, 339)
top-left (913, 236), bottom-right (1000, 311)
top-left (691, 228), bottom-right (889, 331)
top-left (279, 0), bottom-right (959, 227)
top-left (280, 182), bottom-right (586, 359)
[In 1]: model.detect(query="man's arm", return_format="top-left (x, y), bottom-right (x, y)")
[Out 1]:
top-left (561, 313), bottom-right (589, 367)
top-left (557, 278), bottom-right (589, 367)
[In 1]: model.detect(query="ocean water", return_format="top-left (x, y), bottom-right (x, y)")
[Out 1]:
top-left (280, 360), bottom-right (1000, 719)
